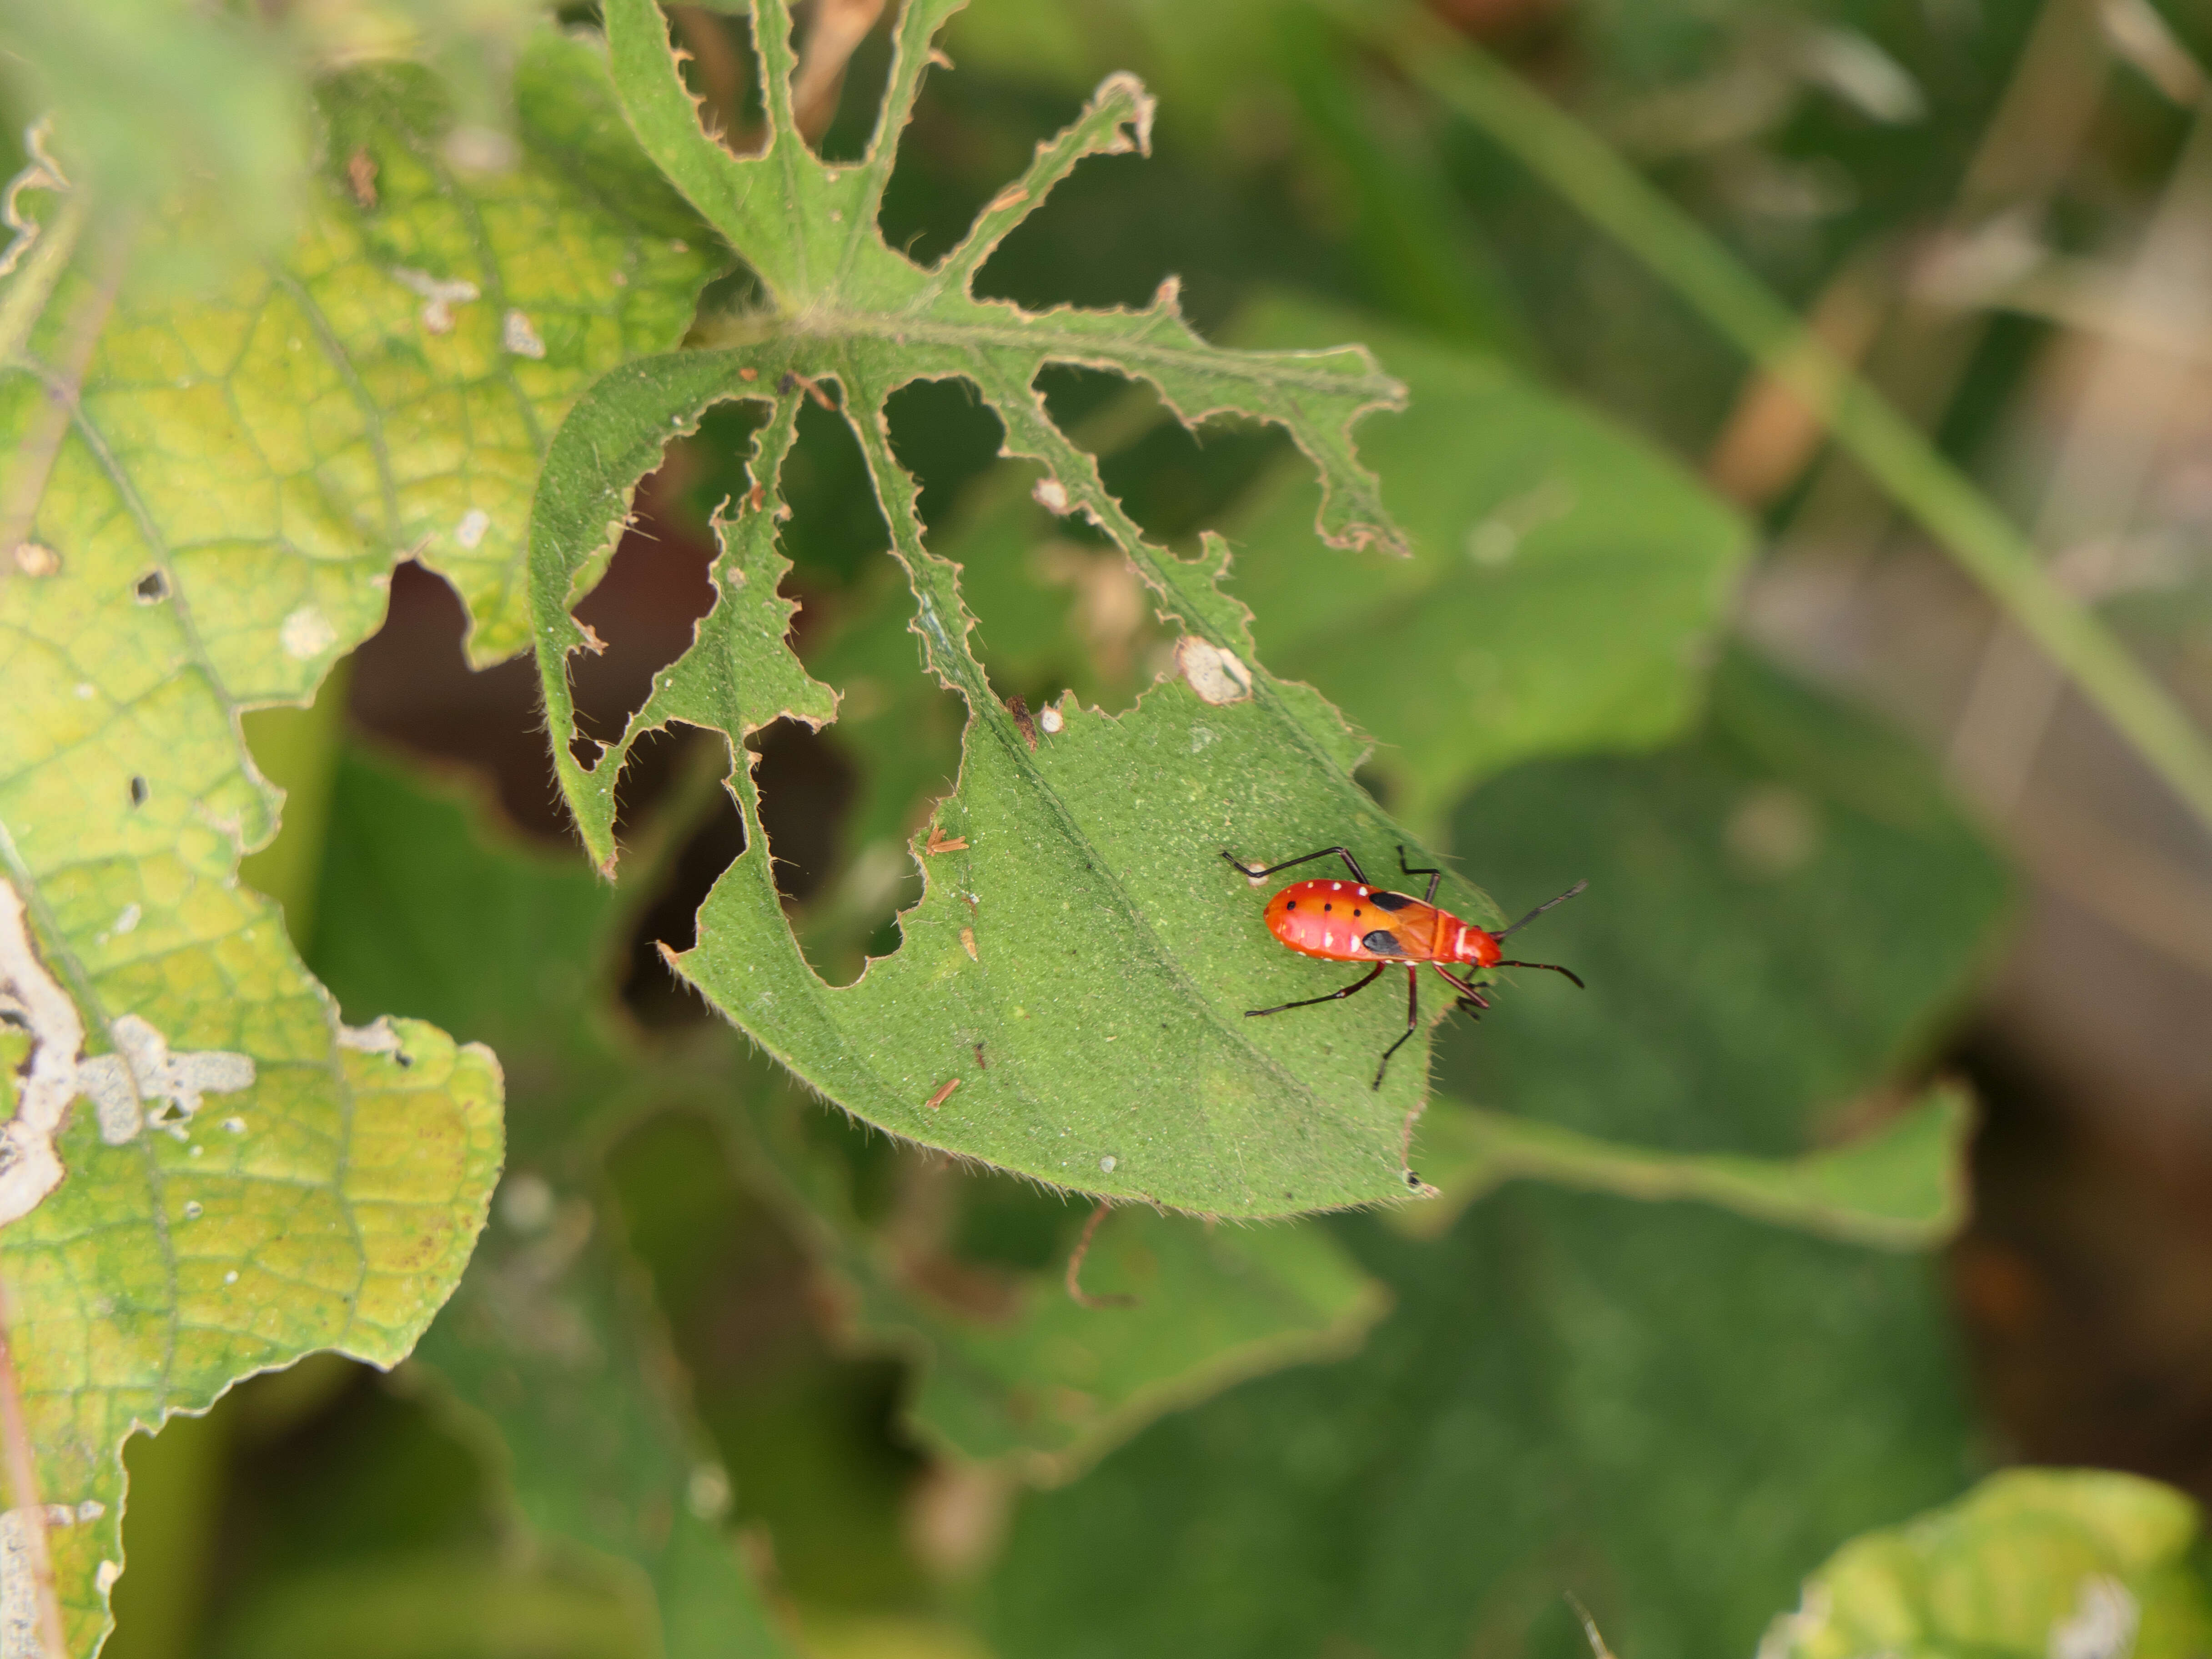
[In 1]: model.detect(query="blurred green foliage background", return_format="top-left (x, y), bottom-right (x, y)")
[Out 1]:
top-left (11, 0), bottom-right (2212, 1652)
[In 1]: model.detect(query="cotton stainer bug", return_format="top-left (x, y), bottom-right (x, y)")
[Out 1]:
top-left (1221, 845), bottom-right (1588, 1090)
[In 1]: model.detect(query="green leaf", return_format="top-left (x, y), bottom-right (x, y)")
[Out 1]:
top-left (1224, 296), bottom-right (1750, 836)
top-left (0, 27), bottom-right (714, 1647)
top-left (533, 0), bottom-right (1524, 1219)
top-left (307, 750), bottom-right (795, 1659)
top-left (896, 1208), bottom-right (1384, 1478)
top-left (1762, 1468), bottom-right (2212, 1659)
top-left (741, 1093), bottom-right (1388, 1482)
top-left (980, 1189), bottom-right (1976, 1659)
top-left (1404, 1084), bottom-right (1970, 1249)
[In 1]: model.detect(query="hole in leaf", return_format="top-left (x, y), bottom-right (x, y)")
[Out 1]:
top-left (665, 5), bottom-right (766, 156)
top-left (970, 124), bottom-right (1287, 325)
top-left (128, 776), bottom-right (148, 808)
top-left (621, 734), bottom-right (749, 1028)
top-left (809, 12), bottom-right (896, 167)
top-left (876, 66), bottom-right (1084, 271)
top-left (349, 561), bottom-right (571, 843)
top-left (751, 717), bottom-right (855, 911)
top-left (133, 570), bottom-right (168, 603)
top-left (568, 458), bottom-right (726, 750)
top-left (354, 559), bottom-right (707, 850)
top-left (883, 378), bottom-right (1006, 535)
top-left (1035, 366), bottom-right (1291, 553)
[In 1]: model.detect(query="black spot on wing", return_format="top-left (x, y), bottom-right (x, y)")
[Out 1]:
top-left (1361, 929), bottom-right (1407, 955)
top-left (1367, 890), bottom-right (1415, 913)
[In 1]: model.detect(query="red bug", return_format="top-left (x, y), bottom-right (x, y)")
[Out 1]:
top-left (1221, 845), bottom-right (1587, 1089)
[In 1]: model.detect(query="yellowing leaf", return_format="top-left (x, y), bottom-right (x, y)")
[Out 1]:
top-left (1764, 1469), bottom-right (2212, 1659)
top-left (0, 25), bottom-right (715, 1649)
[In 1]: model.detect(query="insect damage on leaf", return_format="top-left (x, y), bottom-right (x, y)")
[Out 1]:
top-left (0, 880), bottom-right (254, 1222)
top-left (529, 0), bottom-right (1480, 1220)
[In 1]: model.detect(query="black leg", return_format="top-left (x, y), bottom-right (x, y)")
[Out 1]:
top-left (1372, 966), bottom-right (1420, 1089)
top-left (1494, 959), bottom-right (1587, 990)
top-left (1431, 964), bottom-right (1489, 1005)
top-left (1246, 962), bottom-right (1387, 1018)
top-left (1496, 879), bottom-right (1590, 940)
top-left (1395, 844), bottom-right (1442, 905)
top-left (1222, 846), bottom-right (1369, 885)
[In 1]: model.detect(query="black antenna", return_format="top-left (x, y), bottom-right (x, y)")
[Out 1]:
top-left (1496, 878), bottom-right (1588, 940)
top-left (1494, 959), bottom-right (1585, 990)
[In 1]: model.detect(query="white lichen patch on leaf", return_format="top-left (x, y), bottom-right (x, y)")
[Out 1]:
top-left (527, 0), bottom-right (1488, 1219)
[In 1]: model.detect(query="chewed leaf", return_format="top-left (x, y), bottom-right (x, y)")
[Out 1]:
top-left (0, 877), bottom-right (499, 1656)
top-left (0, 26), bottom-right (713, 1648)
top-left (534, 357), bottom-right (1461, 1216)
top-left (530, 2), bottom-right (1441, 1217)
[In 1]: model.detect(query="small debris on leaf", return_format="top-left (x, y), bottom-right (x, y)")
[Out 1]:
top-left (925, 1077), bottom-right (960, 1111)
top-left (346, 147), bottom-right (378, 208)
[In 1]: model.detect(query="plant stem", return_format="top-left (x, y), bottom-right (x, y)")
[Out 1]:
top-left (1334, 0), bottom-right (2212, 840)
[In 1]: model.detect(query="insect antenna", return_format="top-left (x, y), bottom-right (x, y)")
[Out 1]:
top-left (1493, 960), bottom-right (1586, 990)
top-left (1495, 878), bottom-right (1589, 940)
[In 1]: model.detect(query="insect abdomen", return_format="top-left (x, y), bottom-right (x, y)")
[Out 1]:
top-left (1264, 880), bottom-right (1440, 960)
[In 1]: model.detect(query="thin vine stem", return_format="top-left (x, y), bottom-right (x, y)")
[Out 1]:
top-left (1330, 0), bottom-right (2212, 841)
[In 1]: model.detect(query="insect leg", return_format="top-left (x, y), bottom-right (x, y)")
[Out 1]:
top-left (1493, 959), bottom-right (1587, 990)
top-left (1395, 844), bottom-right (1443, 905)
top-left (1495, 879), bottom-right (1590, 940)
top-left (1372, 967), bottom-right (1420, 1090)
top-left (1221, 846), bottom-right (1369, 885)
top-left (1245, 961), bottom-right (1387, 1018)
top-left (1431, 964), bottom-right (1490, 1005)
top-left (1432, 964), bottom-right (1491, 1026)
